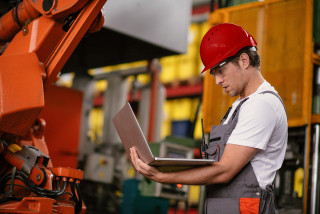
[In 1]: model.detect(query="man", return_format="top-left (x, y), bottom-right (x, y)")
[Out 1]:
top-left (130, 23), bottom-right (288, 214)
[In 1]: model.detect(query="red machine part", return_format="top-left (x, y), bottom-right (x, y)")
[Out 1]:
top-left (50, 167), bottom-right (84, 181)
top-left (0, 117), bottom-right (84, 213)
top-left (0, 197), bottom-right (76, 214)
top-left (39, 86), bottom-right (83, 169)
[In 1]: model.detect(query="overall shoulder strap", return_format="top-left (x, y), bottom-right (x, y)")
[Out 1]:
top-left (259, 90), bottom-right (287, 114)
top-left (227, 98), bottom-right (249, 124)
top-left (220, 98), bottom-right (249, 124)
top-left (220, 106), bottom-right (232, 124)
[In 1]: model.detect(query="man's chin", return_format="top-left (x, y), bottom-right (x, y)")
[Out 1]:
top-left (228, 92), bottom-right (238, 97)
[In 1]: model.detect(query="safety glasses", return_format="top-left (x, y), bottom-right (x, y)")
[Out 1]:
top-left (209, 60), bottom-right (229, 76)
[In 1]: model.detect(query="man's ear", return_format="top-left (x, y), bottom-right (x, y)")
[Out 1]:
top-left (238, 53), bottom-right (250, 69)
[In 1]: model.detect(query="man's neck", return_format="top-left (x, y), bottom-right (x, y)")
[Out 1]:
top-left (239, 68), bottom-right (264, 99)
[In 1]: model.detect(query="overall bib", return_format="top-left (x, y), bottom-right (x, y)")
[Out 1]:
top-left (205, 91), bottom-right (286, 214)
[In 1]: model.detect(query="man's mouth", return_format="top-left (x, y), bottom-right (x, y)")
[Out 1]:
top-left (223, 86), bottom-right (228, 92)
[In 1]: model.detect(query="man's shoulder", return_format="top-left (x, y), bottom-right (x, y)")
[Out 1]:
top-left (241, 97), bottom-right (277, 119)
top-left (246, 84), bottom-right (282, 108)
top-left (239, 90), bottom-right (286, 124)
top-left (244, 93), bottom-right (278, 110)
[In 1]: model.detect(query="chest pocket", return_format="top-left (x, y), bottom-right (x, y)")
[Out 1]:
top-left (206, 98), bottom-right (248, 161)
top-left (206, 124), bottom-right (228, 161)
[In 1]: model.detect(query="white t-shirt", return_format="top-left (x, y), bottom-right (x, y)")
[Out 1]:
top-left (224, 80), bottom-right (288, 188)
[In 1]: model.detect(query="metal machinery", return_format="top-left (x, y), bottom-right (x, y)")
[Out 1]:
top-left (201, 0), bottom-right (318, 213)
top-left (139, 140), bottom-right (195, 214)
top-left (77, 63), bottom-right (167, 213)
top-left (0, 0), bottom-right (106, 213)
top-left (140, 141), bottom-right (194, 200)
top-left (65, 1), bottom-right (192, 213)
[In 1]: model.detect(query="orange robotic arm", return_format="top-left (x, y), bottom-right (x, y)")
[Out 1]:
top-left (0, 0), bottom-right (105, 136)
top-left (0, 0), bottom-right (106, 213)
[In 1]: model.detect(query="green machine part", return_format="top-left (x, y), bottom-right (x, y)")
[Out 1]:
top-left (122, 179), bottom-right (169, 214)
top-left (140, 141), bottom-right (192, 200)
top-left (140, 143), bottom-right (161, 197)
top-left (163, 135), bottom-right (197, 148)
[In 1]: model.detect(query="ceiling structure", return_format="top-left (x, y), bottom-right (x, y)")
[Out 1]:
top-left (0, 0), bottom-right (211, 74)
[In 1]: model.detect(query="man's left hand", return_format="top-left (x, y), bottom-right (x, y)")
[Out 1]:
top-left (130, 147), bottom-right (162, 182)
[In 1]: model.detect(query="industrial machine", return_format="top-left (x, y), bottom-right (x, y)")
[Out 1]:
top-left (141, 141), bottom-right (194, 200)
top-left (0, 0), bottom-right (106, 213)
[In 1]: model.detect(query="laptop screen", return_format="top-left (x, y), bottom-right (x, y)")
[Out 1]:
top-left (112, 103), bottom-right (154, 164)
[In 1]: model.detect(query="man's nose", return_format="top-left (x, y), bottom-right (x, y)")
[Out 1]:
top-left (215, 75), bottom-right (223, 85)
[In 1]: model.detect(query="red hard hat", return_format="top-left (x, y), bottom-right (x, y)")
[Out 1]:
top-left (200, 23), bottom-right (257, 73)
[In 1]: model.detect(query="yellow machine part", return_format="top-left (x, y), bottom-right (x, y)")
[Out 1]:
top-left (294, 167), bottom-right (304, 198)
top-left (202, 0), bottom-right (313, 132)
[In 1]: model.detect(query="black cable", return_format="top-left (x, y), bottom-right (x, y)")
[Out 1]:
top-left (0, 196), bottom-right (22, 204)
top-left (1, 171), bottom-right (81, 210)
top-left (70, 182), bottom-right (82, 214)
top-left (14, 3), bottom-right (23, 28)
top-left (55, 180), bottom-right (61, 192)
top-left (2, 171), bottom-right (64, 198)
top-left (14, 177), bottom-right (53, 197)
top-left (21, 176), bottom-right (67, 198)
top-left (75, 183), bottom-right (83, 208)
top-left (63, 191), bottom-right (74, 198)
top-left (0, 174), bottom-right (12, 193)
top-left (17, 171), bottom-right (62, 194)
top-left (4, 183), bottom-right (74, 201)
top-left (6, 172), bottom-right (67, 198)
top-left (4, 183), bottom-right (31, 192)
top-left (70, 182), bottom-right (79, 203)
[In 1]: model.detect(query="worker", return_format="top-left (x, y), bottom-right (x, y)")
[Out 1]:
top-left (130, 23), bottom-right (288, 214)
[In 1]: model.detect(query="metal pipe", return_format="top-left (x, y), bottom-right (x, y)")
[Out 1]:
top-left (303, 125), bottom-right (309, 213)
top-left (147, 60), bottom-right (159, 142)
top-left (0, 0), bottom-right (40, 41)
top-left (311, 124), bottom-right (319, 214)
top-left (8, 167), bottom-right (17, 197)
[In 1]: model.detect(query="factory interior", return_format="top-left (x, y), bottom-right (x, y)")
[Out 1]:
top-left (0, 0), bottom-right (320, 213)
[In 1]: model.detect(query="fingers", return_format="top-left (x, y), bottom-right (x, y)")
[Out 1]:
top-left (130, 147), bottom-right (138, 169)
top-left (130, 147), bottom-right (159, 179)
top-left (130, 147), bottom-right (144, 171)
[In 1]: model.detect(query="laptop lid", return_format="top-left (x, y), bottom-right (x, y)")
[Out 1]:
top-left (112, 103), bottom-right (155, 164)
top-left (112, 103), bottom-right (215, 171)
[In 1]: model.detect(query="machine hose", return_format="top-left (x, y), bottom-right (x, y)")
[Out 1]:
top-left (0, 172), bottom-right (66, 198)
top-left (70, 182), bottom-right (83, 214)
top-left (0, 171), bottom-right (83, 213)
top-left (0, 196), bottom-right (21, 204)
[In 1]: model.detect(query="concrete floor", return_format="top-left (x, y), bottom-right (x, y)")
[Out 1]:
top-left (279, 209), bottom-right (302, 214)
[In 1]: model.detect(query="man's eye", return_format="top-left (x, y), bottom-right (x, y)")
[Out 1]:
top-left (217, 69), bottom-right (223, 74)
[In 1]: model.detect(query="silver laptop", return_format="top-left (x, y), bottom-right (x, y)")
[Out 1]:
top-left (112, 103), bottom-right (214, 171)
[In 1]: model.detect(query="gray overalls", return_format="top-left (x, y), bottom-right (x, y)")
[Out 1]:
top-left (205, 91), bottom-right (286, 214)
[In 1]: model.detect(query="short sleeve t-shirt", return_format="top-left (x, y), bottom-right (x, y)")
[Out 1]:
top-left (224, 80), bottom-right (288, 188)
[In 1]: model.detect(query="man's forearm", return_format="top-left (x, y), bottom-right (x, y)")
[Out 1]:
top-left (155, 162), bottom-right (228, 185)
top-left (131, 144), bottom-right (257, 186)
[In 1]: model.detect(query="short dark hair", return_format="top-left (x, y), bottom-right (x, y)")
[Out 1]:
top-left (229, 46), bottom-right (260, 68)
